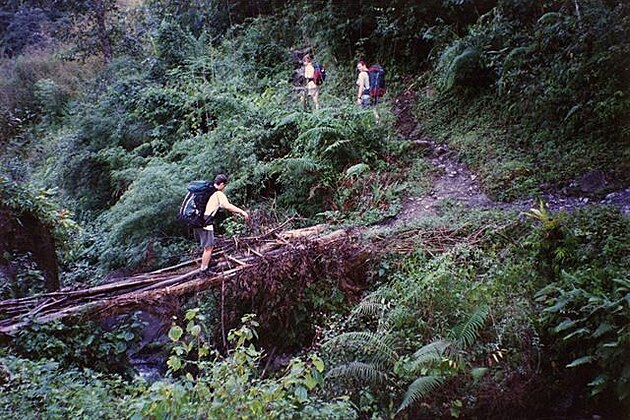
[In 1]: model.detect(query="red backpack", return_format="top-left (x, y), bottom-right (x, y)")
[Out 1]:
top-left (312, 63), bottom-right (327, 85)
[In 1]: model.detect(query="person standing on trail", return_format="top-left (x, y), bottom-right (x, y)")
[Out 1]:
top-left (198, 174), bottom-right (249, 274)
top-left (356, 60), bottom-right (370, 108)
top-left (301, 54), bottom-right (320, 110)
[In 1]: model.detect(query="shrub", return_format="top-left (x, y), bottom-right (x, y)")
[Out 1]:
top-left (0, 356), bottom-right (133, 419)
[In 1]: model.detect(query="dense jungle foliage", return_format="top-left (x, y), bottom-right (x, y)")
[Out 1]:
top-left (1, 0), bottom-right (628, 418)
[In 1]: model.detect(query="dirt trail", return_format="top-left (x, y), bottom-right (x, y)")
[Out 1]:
top-left (388, 88), bottom-right (630, 226)
top-left (389, 89), bottom-right (493, 226)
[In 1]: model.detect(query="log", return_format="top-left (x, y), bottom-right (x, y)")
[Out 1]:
top-left (0, 223), bottom-right (343, 336)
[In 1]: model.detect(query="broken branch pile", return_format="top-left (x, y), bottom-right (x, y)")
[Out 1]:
top-left (0, 224), bottom-right (347, 336)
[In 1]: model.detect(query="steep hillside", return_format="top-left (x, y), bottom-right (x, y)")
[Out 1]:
top-left (0, 1), bottom-right (628, 418)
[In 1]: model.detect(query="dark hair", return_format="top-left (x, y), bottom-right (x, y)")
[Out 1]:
top-left (358, 60), bottom-right (367, 67)
top-left (214, 174), bottom-right (228, 185)
top-left (303, 54), bottom-right (312, 63)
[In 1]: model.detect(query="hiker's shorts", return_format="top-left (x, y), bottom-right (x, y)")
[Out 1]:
top-left (196, 228), bottom-right (215, 248)
top-left (360, 94), bottom-right (372, 108)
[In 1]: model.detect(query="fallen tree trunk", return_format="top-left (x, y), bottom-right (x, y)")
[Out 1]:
top-left (0, 225), bottom-right (349, 336)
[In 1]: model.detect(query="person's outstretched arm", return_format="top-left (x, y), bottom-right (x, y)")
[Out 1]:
top-left (224, 201), bottom-right (249, 221)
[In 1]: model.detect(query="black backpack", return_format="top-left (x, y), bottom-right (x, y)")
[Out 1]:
top-left (368, 64), bottom-right (386, 98)
top-left (177, 180), bottom-right (217, 228)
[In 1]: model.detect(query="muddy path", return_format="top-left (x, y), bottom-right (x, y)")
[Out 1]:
top-left (387, 88), bottom-right (630, 227)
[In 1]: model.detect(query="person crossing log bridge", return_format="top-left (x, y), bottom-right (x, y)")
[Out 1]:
top-left (0, 224), bottom-right (355, 337)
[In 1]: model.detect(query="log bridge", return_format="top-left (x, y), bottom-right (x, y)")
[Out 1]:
top-left (0, 224), bottom-right (349, 337)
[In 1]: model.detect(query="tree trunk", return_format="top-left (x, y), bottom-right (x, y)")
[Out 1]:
top-left (93, 0), bottom-right (113, 63)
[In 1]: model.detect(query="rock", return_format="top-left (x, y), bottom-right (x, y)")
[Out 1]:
top-left (575, 170), bottom-right (609, 195)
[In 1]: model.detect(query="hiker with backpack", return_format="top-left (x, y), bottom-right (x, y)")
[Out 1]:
top-left (178, 174), bottom-right (249, 274)
top-left (356, 61), bottom-right (386, 108)
top-left (301, 54), bottom-right (321, 110)
top-left (356, 60), bottom-right (371, 108)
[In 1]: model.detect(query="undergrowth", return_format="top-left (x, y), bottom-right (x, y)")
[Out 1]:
top-left (322, 205), bottom-right (630, 417)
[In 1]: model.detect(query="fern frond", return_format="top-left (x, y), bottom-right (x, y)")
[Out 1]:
top-left (325, 361), bottom-right (387, 385)
top-left (268, 157), bottom-right (320, 175)
top-left (323, 331), bottom-right (398, 365)
top-left (406, 339), bottom-right (453, 373)
top-left (295, 126), bottom-right (344, 155)
top-left (275, 110), bottom-right (304, 128)
top-left (351, 299), bottom-right (384, 320)
top-left (537, 12), bottom-right (566, 25)
top-left (350, 290), bottom-right (387, 319)
top-left (323, 139), bottom-right (352, 155)
top-left (449, 305), bottom-right (489, 348)
top-left (445, 47), bottom-right (480, 90)
top-left (503, 46), bottom-right (530, 68)
top-left (412, 339), bottom-right (452, 360)
top-left (345, 163), bottom-right (370, 178)
top-left (397, 375), bottom-right (445, 413)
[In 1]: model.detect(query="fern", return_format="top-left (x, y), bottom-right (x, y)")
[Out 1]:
top-left (537, 12), bottom-right (566, 25)
top-left (408, 339), bottom-right (452, 370)
top-left (449, 305), bottom-right (489, 349)
top-left (498, 46), bottom-right (532, 96)
top-left (274, 110), bottom-right (304, 129)
top-left (323, 139), bottom-right (352, 155)
top-left (350, 298), bottom-right (385, 320)
top-left (397, 375), bottom-right (445, 413)
top-left (326, 361), bottom-right (387, 385)
top-left (323, 331), bottom-right (398, 366)
top-left (445, 47), bottom-right (480, 90)
top-left (295, 126), bottom-right (345, 156)
top-left (344, 163), bottom-right (370, 178)
top-left (266, 157), bottom-right (321, 176)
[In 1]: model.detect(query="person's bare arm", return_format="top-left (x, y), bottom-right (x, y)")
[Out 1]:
top-left (223, 201), bottom-right (250, 221)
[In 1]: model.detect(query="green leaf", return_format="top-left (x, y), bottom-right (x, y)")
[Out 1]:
top-left (592, 323), bottom-right (614, 338)
top-left (471, 367), bottom-right (488, 382)
top-left (185, 308), bottom-right (199, 321)
top-left (409, 340), bottom-right (451, 370)
top-left (345, 163), bottom-right (370, 178)
top-left (189, 325), bottom-right (201, 337)
top-left (554, 319), bottom-right (577, 333)
top-left (563, 327), bottom-right (589, 341)
top-left (169, 325), bottom-right (183, 342)
top-left (167, 355), bottom-right (182, 371)
top-left (537, 12), bottom-right (565, 25)
top-left (326, 361), bottom-right (387, 385)
top-left (398, 375), bottom-right (445, 413)
top-left (543, 299), bottom-right (568, 314)
top-left (294, 385), bottom-right (308, 401)
top-left (121, 331), bottom-right (135, 341)
top-left (199, 345), bottom-right (209, 358)
top-left (450, 305), bottom-right (489, 348)
top-left (566, 356), bottom-right (594, 368)
top-left (304, 375), bottom-right (318, 390)
top-left (313, 358), bottom-right (325, 373)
